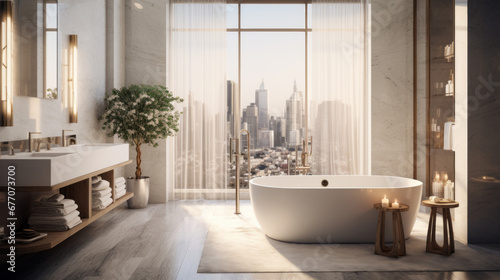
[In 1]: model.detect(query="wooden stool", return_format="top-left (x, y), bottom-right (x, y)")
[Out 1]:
top-left (373, 203), bottom-right (409, 258)
top-left (421, 200), bottom-right (459, 256)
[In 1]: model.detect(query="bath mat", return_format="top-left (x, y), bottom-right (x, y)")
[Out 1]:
top-left (198, 216), bottom-right (500, 273)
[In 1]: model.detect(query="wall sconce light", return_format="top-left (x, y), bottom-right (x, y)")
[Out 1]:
top-left (69, 34), bottom-right (78, 123)
top-left (0, 1), bottom-right (13, 127)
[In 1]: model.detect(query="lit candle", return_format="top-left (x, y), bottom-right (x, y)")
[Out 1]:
top-left (442, 172), bottom-right (449, 183)
top-left (392, 199), bottom-right (399, 208)
top-left (381, 195), bottom-right (389, 207)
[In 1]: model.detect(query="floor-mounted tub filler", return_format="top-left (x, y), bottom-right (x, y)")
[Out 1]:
top-left (250, 175), bottom-right (422, 243)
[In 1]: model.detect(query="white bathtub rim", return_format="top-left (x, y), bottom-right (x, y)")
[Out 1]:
top-left (250, 175), bottom-right (423, 190)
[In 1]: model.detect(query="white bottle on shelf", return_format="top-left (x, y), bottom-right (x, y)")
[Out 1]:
top-left (444, 180), bottom-right (451, 200)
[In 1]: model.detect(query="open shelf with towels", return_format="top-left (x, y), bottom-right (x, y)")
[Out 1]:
top-left (0, 160), bottom-right (133, 254)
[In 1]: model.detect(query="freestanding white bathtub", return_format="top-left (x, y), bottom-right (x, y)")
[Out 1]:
top-left (250, 175), bottom-right (422, 243)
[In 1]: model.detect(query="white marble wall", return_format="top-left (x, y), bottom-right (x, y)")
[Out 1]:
top-left (371, 0), bottom-right (414, 178)
top-left (124, 0), bottom-right (168, 203)
top-left (106, 0), bottom-right (127, 178)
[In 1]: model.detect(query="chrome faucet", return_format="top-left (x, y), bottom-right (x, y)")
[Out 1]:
top-left (62, 130), bottom-right (73, 147)
top-left (0, 143), bottom-right (15, 158)
top-left (229, 129), bottom-right (251, 214)
top-left (28, 132), bottom-right (42, 152)
top-left (35, 138), bottom-right (52, 152)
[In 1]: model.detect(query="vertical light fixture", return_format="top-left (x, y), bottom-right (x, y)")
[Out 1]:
top-left (68, 34), bottom-right (78, 123)
top-left (0, 1), bottom-right (13, 126)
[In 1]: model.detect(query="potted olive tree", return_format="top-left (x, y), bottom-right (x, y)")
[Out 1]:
top-left (101, 84), bottom-right (183, 208)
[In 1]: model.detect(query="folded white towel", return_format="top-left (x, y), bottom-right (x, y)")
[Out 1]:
top-left (30, 216), bottom-right (82, 232)
top-left (116, 184), bottom-right (126, 191)
top-left (116, 188), bottom-right (126, 199)
top-left (115, 181), bottom-right (126, 189)
top-left (92, 187), bottom-right (112, 198)
top-left (92, 180), bottom-right (110, 191)
top-left (31, 204), bottom-right (78, 216)
top-left (33, 198), bottom-right (76, 208)
top-left (92, 197), bottom-right (113, 210)
top-left (115, 177), bottom-right (126, 185)
top-left (92, 176), bottom-right (102, 184)
top-left (92, 193), bottom-right (112, 205)
top-left (28, 210), bottom-right (80, 225)
top-left (41, 194), bottom-right (64, 203)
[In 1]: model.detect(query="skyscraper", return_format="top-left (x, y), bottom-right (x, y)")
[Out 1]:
top-left (276, 116), bottom-right (286, 147)
top-left (269, 116), bottom-right (286, 147)
top-left (244, 103), bottom-right (258, 147)
top-left (285, 80), bottom-right (304, 147)
top-left (255, 80), bottom-right (269, 131)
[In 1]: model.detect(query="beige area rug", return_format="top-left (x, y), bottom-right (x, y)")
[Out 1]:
top-left (198, 216), bottom-right (500, 273)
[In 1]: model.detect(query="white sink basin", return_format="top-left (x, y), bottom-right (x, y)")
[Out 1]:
top-left (0, 143), bottom-right (129, 187)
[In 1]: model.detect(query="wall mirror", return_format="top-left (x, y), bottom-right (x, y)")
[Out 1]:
top-left (16, 0), bottom-right (59, 99)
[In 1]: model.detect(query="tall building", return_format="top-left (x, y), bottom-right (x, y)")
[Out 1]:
top-left (285, 80), bottom-right (305, 147)
top-left (269, 116), bottom-right (286, 147)
top-left (255, 80), bottom-right (269, 130)
top-left (276, 116), bottom-right (287, 147)
top-left (241, 122), bottom-right (248, 149)
top-left (227, 80), bottom-right (239, 138)
top-left (243, 103), bottom-right (258, 148)
top-left (258, 130), bottom-right (274, 148)
top-left (269, 116), bottom-right (277, 145)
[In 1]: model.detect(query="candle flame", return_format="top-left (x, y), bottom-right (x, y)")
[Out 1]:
top-left (395, 199), bottom-right (398, 203)
top-left (383, 195), bottom-right (387, 199)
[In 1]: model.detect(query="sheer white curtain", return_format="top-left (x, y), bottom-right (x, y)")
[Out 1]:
top-left (311, 0), bottom-right (370, 175)
top-left (169, 0), bottom-right (227, 199)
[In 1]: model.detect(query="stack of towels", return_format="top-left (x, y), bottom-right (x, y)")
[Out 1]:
top-left (92, 176), bottom-right (113, 210)
top-left (29, 194), bottom-right (82, 231)
top-left (115, 177), bottom-right (126, 199)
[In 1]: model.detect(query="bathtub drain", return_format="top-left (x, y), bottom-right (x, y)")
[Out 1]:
top-left (321, 180), bottom-right (329, 187)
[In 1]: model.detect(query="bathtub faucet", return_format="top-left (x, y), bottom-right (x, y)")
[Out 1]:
top-left (294, 136), bottom-right (312, 175)
top-left (229, 129), bottom-right (251, 214)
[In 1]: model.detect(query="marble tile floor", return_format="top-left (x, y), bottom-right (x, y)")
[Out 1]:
top-left (1, 200), bottom-right (499, 280)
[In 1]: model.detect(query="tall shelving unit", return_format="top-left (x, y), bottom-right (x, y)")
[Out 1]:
top-left (427, 0), bottom-right (455, 198)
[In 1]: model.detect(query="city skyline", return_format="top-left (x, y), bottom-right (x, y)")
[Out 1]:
top-left (230, 79), bottom-right (305, 119)
top-left (228, 79), bottom-right (306, 149)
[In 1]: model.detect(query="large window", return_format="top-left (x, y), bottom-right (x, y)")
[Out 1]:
top-left (227, 1), bottom-right (311, 187)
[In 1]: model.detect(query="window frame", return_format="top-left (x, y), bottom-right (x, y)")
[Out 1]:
top-left (227, 0), bottom-right (311, 145)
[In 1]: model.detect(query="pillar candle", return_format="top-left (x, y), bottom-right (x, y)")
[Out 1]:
top-left (392, 199), bottom-right (399, 208)
top-left (381, 195), bottom-right (389, 207)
